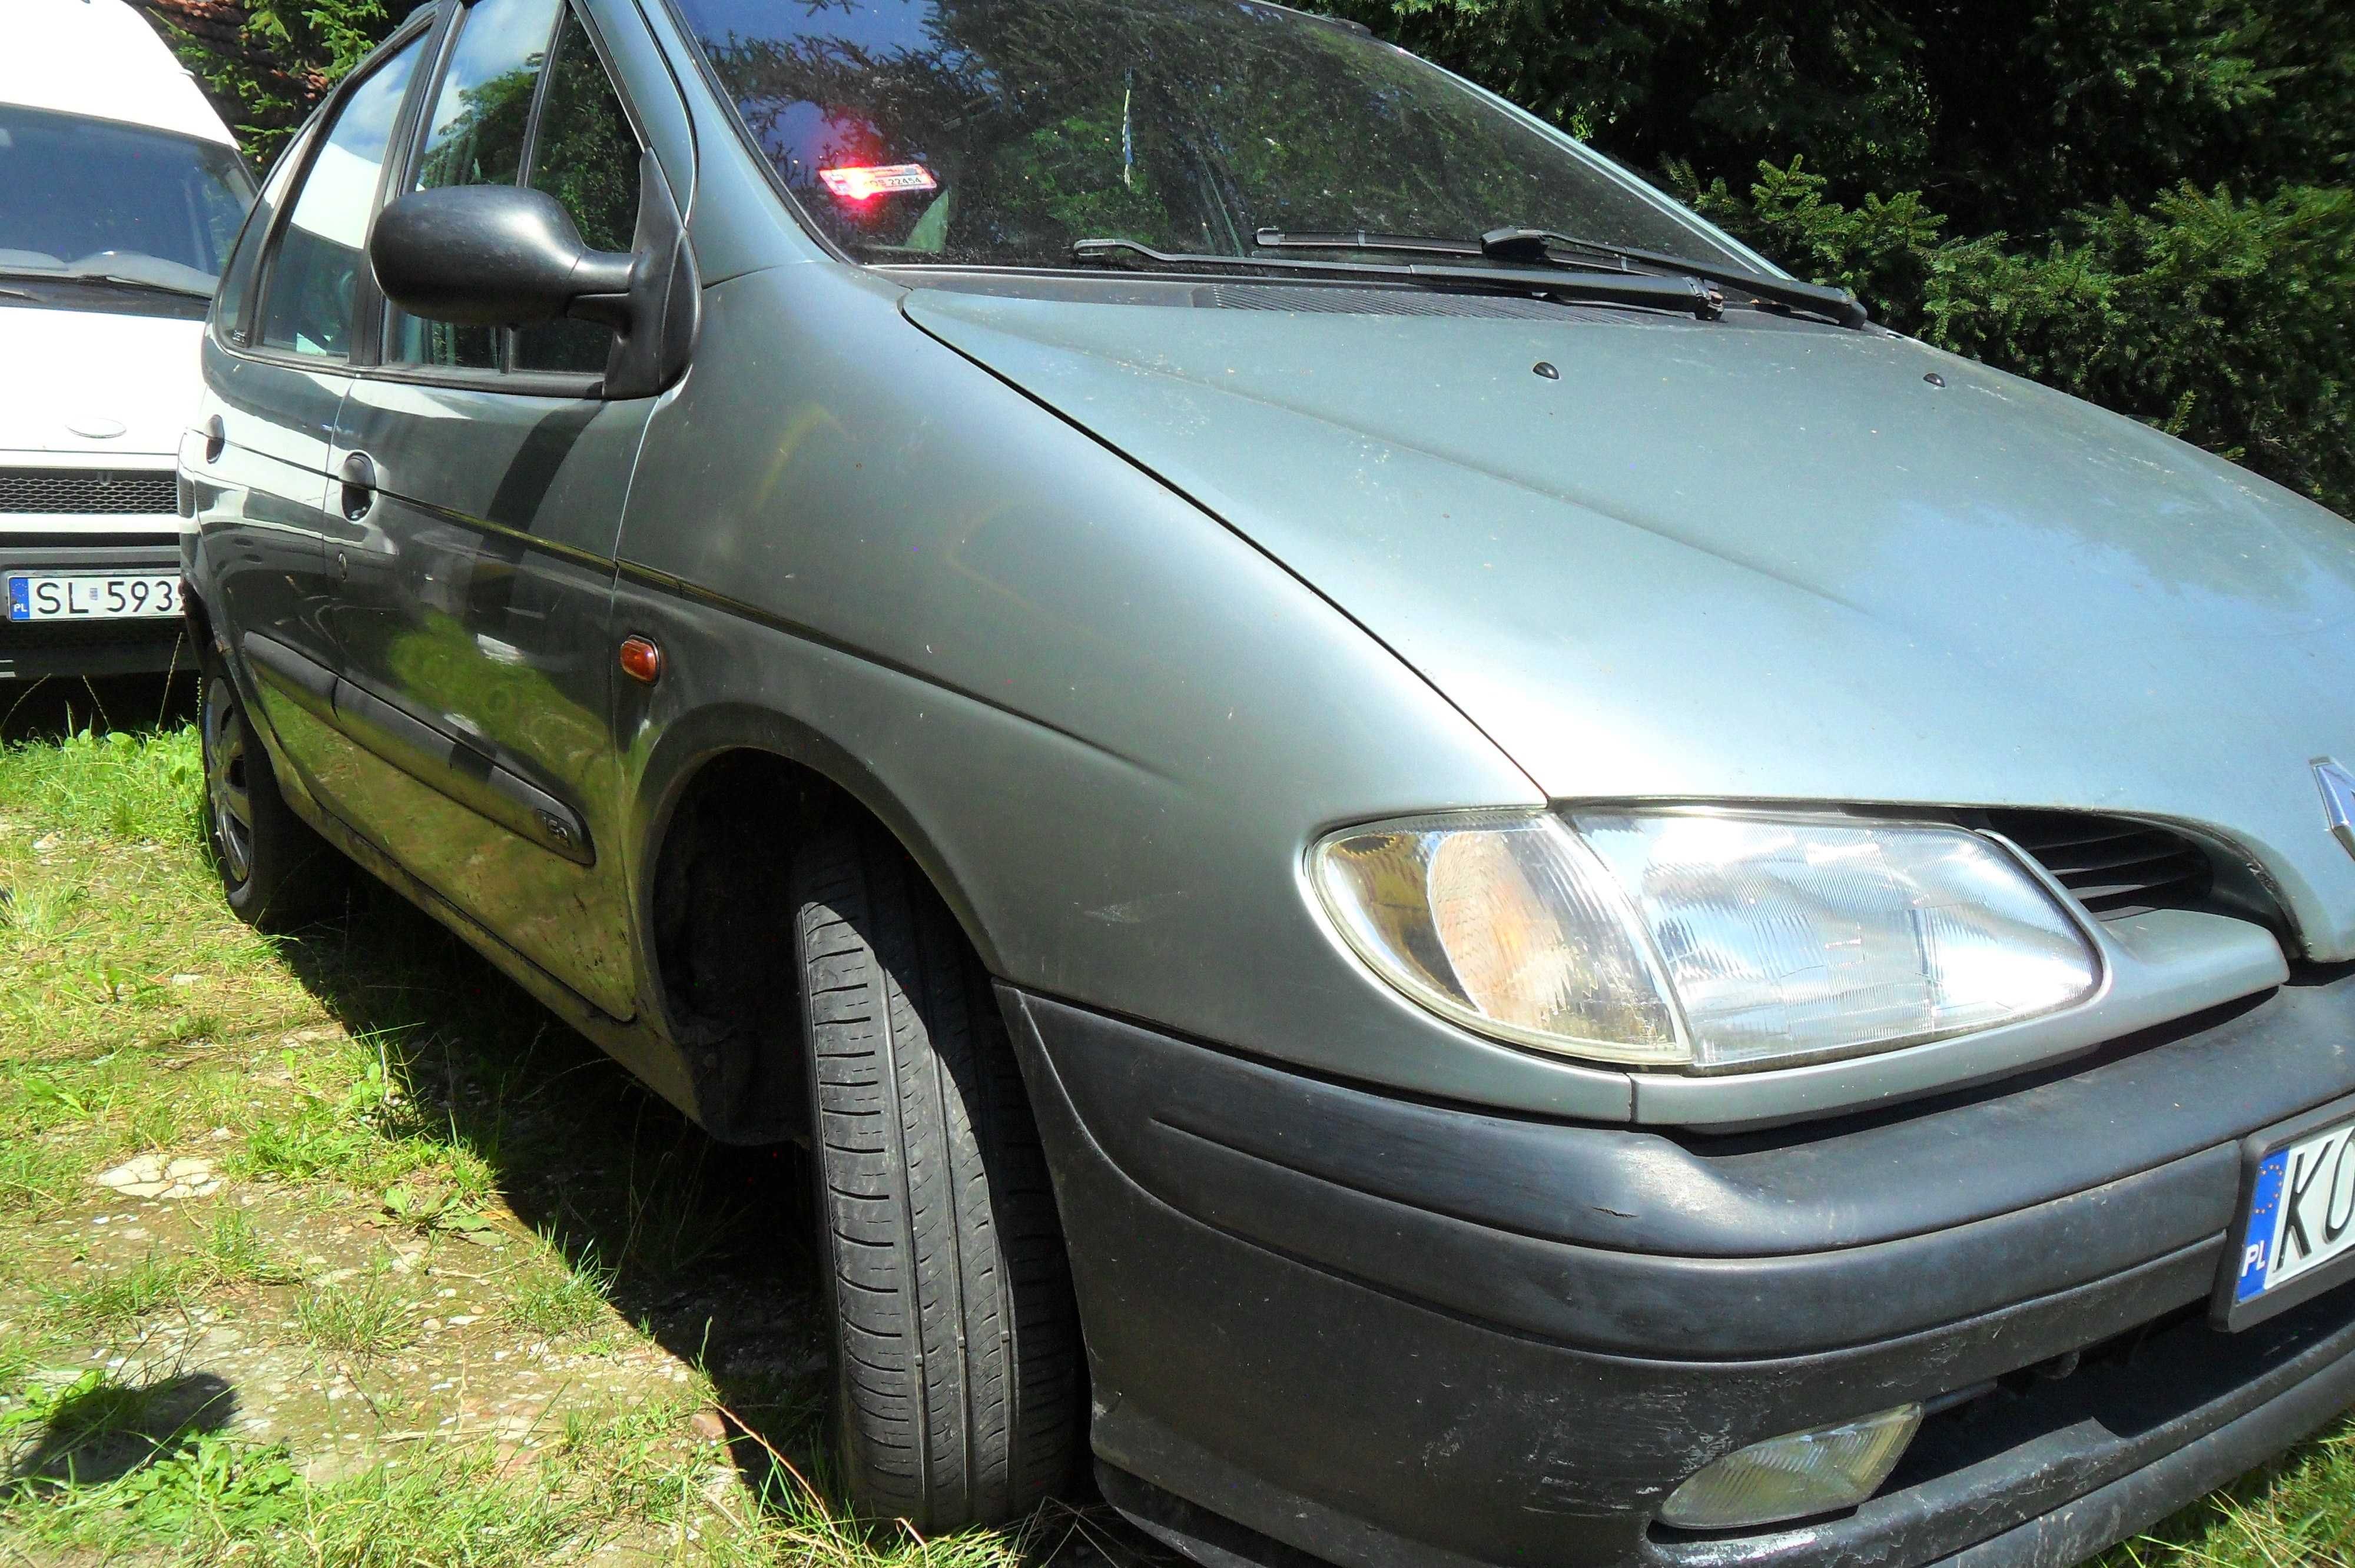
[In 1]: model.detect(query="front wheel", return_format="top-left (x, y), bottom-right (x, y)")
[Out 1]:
top-left (200, 652), bottom-right (346, 929)
top-left (791, 819), bottom-right (1082, 1530)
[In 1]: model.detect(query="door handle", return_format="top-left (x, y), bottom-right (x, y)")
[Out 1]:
top-left (338, 451), bottom-right (377, 521)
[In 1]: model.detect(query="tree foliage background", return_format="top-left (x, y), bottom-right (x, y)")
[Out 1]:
top-left (146, 0), bottom-right (2353, 516)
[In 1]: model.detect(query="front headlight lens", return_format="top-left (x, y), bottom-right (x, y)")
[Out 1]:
top-left (1310, 809), bottom-right (2099, 1073)
top-left (1311, 813), bottom-right (1683, 1065)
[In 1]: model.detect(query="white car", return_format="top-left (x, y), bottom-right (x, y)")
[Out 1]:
top-left (0, 0), bottom-right (252, 681)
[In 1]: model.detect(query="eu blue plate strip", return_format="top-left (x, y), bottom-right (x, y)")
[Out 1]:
top-left (2237, 1148), bottom-right (2291, 1302)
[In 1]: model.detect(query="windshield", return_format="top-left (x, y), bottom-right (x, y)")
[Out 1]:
top-left (0, 105), bottom-right (254, 294)
top-left (670, 0), bottom-right (1752, 272)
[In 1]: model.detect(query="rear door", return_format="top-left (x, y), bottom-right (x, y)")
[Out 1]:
top-left (322, 0), bottom-right (676, 1018)
top-left (187, 28), bottom-right (431, 786)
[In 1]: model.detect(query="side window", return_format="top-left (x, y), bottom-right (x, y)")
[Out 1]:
top-left (255, 37), bottom-right (424, 359)
top-left (386, 0), bottom-right (565, 370)
top-left (513, 11), bottom-right (643, 374)
top-left (216, 123), bottom-right (316, 344)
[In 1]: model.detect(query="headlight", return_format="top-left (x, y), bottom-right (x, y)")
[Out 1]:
top-left (1309, 809), bottom-right (2099, 1073)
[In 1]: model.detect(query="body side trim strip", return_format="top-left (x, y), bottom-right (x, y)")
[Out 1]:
top-left (330, 675), bottom-right (596, 865)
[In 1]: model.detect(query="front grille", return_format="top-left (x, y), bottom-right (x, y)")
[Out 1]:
top-left (1982, 809), bottom-right (2213, 917)
top-left (0, 468), bottom-right (178, 516)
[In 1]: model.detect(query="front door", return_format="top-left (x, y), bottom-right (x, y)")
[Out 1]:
top-left (322, 0), bottom-right (672, 1018)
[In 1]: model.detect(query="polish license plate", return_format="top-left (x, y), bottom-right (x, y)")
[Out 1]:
top-left (2217, 1095), bottom-right (2355, 1330)
top-left (6, 573), bottom-right (181, 622)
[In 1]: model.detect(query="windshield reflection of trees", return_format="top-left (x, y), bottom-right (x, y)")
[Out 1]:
top-left (699, 0), bottom-right (1679, 265)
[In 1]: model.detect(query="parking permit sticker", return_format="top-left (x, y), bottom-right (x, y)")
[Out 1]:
top-left (818, 164), bottom-right (939, 201)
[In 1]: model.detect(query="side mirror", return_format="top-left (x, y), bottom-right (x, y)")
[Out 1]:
top-left (370, 185), bottom-right (635, 330)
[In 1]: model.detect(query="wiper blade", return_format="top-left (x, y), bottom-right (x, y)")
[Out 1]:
top-left (0, 265), bottom-right (211, 300)
top-left (74, 272), bottom-right (213, 299)
top-left (1481, 228), bottom-right (1867, 328)
top-left (1069, 237), bottom-right (1723, 320)
top-left (1252, 225), bottom-right (1870, 329)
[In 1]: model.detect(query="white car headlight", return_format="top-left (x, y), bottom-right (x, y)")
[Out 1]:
top-left (1309, 809), bottom-right (2100, 1073)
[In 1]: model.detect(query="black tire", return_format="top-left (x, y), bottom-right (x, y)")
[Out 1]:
top-left (791, 818), bottom-right (1081, 1530)
top-left (199, 649), bottom-right (347, 929)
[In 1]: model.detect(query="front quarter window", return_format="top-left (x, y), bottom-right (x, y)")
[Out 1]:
top-left (256, 34), bottom-right (424, 358)
top-left (668, 0), bottom-right (1747, 271)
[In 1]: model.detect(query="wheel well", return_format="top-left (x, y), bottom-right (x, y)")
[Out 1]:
top-left (648, 748), bottom-right (943, 1144)
top-left (183, 583), bottom-right (218, 663)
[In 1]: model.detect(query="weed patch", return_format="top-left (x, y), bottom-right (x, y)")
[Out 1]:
top-left (506, 1240), bottom-right (615, 1340)
top-left (0, 726), bottom-right (203, 848)
top-left (0, 1139), bottom-right (79, 1217)
top-left (293, 1272), bottom-right (418, 1359)
top-left (36, 1254), bottom-right (198, 1337)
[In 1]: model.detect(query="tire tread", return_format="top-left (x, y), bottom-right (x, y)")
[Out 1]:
top-left (792, 819), bottom-right (1079, 1529)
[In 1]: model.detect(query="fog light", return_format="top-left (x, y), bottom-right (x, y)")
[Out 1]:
top-left (1660, 1404), bottom-right (1923, 1530)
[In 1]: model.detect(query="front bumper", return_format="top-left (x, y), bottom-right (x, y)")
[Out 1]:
top-left (1000, 969), bottom-right (2355, 1568)
top-left (0, 534), bottom-right (191, 679)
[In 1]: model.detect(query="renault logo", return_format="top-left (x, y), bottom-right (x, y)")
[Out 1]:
top-left (2317, 759), bottom-right (2355, 856)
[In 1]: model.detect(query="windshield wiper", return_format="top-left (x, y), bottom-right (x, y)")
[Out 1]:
top-left (1252, 226), bottom-right (1869, 329)
top-left (0, 266), bottom-right (212, 301)
top-left (72, 272), bottom-right (213, 300)
top-left (1069, 237), bottom-right (1723, 320)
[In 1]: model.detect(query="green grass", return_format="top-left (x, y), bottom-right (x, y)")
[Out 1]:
top-left (293, 1271), bottom-right (419, 1359)
top-left (197, 1210), bottom-right (300, 1285)
top-left (2, 1374), bottom-right (1094, 1568)
top-left (0, 704), bottom-right (1039, 1564)
top-left (0, 1137), bottom-right (82, 1217)
top-left (36, 1254), bottom-right (201, 1337)
top-left (31, 1218), bottom-right (303, 1341)
top-left (0, 725), bottom-right (204, 846)
top-left (505, 1236), bottom-right (616, 1340)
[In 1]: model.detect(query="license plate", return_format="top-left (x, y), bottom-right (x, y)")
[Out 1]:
top-left (2217, 1095), bottom-right (2355, 1330)
top-left (6, 573), bottom-right (182, 622)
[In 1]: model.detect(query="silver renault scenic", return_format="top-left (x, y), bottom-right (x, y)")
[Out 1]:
top-left (179, 0), bottom-right (2355, 1562)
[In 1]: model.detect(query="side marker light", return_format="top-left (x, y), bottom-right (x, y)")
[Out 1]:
top-left (619, 635), bottom-right (663, 685)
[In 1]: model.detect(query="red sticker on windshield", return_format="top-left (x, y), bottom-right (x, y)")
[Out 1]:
top-left (818, 164), bottom-right (939, 201)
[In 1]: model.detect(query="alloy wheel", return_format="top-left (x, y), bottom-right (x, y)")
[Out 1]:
top-left (204, 680), bottom-right (256, 887)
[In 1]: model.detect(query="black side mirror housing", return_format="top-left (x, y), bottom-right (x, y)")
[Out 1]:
top-left (370, 184), bottom-right (636, 331)
top-left (368, 158), bottom-right (698, 400)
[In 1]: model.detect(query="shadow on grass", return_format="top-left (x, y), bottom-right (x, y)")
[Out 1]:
top-left (5, 675), bottom-right (1156, 1559)
top-left (6, 1372), bottom-right (237, 1490)
top-left (267, 878), bottom-right (1167, 1563)
top-left (270, 879), bottom-right (821, 1462)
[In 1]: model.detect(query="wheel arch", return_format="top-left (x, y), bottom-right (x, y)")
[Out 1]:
top-left (630, 701), bottom-right (1008, 1144)
top-left (181, 574), bottom-right (219, 660)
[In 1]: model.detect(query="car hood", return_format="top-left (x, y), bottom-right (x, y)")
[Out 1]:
top-left (904, 287), bottom-right (2355, 957)
top-left (0, 303), bottom-right (205, 459)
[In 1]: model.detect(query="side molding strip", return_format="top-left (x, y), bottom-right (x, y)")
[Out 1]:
top-left (240, 631), bottom-right (337, 720)
top-left (329, 678), bottom-right (596, 866)
top-left (241, 634), bottom-right (594, 866)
